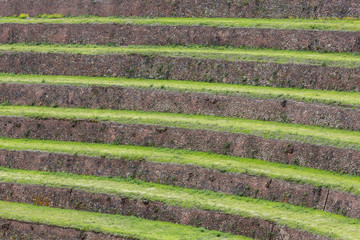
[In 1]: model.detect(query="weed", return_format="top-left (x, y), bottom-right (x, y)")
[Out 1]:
top-left (18, 14), bottom-right (29, 19)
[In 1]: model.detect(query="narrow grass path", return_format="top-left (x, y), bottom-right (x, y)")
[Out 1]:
top-left (1, 168), bottom-right (360, 239)
top-left (0, 43), bottom-right (359, 68)
top-left (1, 16), bottom-right (360, 31)
top-left (2, 73), bottom-right (360, 106)
top-left (0, 105), bottom-right (360, 150)
top-left (1, 138), bottom-right (360, 196)
top-left (0, 201), bottom-right (249, 240)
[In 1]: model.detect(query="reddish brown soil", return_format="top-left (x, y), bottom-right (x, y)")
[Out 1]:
top-left (1, 83), bottom-right (360, 131)
top-left (1, 116), bottom-right (360, 175)
top-left (0, 52), bottom-right (359, 92)
top-left (0, 182), bottom-right (330, 240)
top-left (1, 23), bottom-right (359, 53)
top-left (0, 0), bottom-right (358, 19)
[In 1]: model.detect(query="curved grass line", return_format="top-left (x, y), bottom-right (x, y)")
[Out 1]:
top-left (1, 16), bottom-right (360, 32)
top-left (0, 201), bottom-right (248, 240)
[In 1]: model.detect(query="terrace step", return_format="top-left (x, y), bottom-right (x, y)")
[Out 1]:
top-left (0, 44), bottom-right (359, 91)
top-left (1, 0), bottom-right (359, 19)
top-left (0, 168), bottom-right (358, 239)
top-left (0, 138), bottom-right (359, 218)
top-left (0, 105), bottom-right (360, 174)
top-left (1, 17), bottom-right (360, 52)
top-left (0, 219), bottom-right (131, 240)
top-left (1, 74), bottom-right (360, 130)
top-left (0, 201), bottom-right (250, 240)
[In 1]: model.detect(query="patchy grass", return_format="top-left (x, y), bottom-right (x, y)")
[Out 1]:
top-left (1, 137), bottom-right (360, 196)
top-left (0, 43), bottom-right (359, 68)
top-left (1, 16), bottom-right (360, 31)
top-left (0, 201), bottom-right (248, 240)
top-left (1, 168), bottom-right (360, 239)
top-left (1, 73), bottom-right (360, 106)
top-left (1, 105), bottom-right (360, 150)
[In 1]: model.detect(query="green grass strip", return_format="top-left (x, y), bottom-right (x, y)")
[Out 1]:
top-left (1, 167), bottom-right (360, 239)
top-left (2, 73), bottom-right (360, 106)
top-left (1, 16), bottom-right (360, 31)
top-left (1, 105), bottom-right (360, 150)
top-left (1, 137), bottom-right (360, 196)
top-left (0, 43), bottom-right (359, 68)
top-left (0, 201), bottom-right (248, 240)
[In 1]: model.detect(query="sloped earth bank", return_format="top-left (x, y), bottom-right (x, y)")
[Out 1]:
top-left (0, 149), bottom-right (359, 218)
top-left (0, 219), bottom-right (131, 240)
top-left (1, 23), bottom-right (360, 53)
top-left (0, 0), bottom-right (358, 19)
top-left (1, 116), bottom-right (360, 175)
top-left (0, 182), bottom-right (330, 240)
top-left (1, 83), bottom-right (360, 131)
top-left (0, 52), bottom-right (359, 92)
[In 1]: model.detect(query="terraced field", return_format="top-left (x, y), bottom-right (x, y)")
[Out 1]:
top-left (0, 0), bottom-right (360, 239)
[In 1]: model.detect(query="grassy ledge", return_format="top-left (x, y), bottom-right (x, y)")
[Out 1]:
top-left (2, 73), bottom-right (360, 106)
top-left (1, 16), bottom-right (360, 32)
top-left (1, 105), bottom-right (360, 150)
top-left (0, 43), bottom-right (359, 69)
top-left (1, 167), bottom-right (360, 239)
top-left (0, 201), bottom-right (248, 240)
top-left (1, 137), bottom-right (360, 196)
